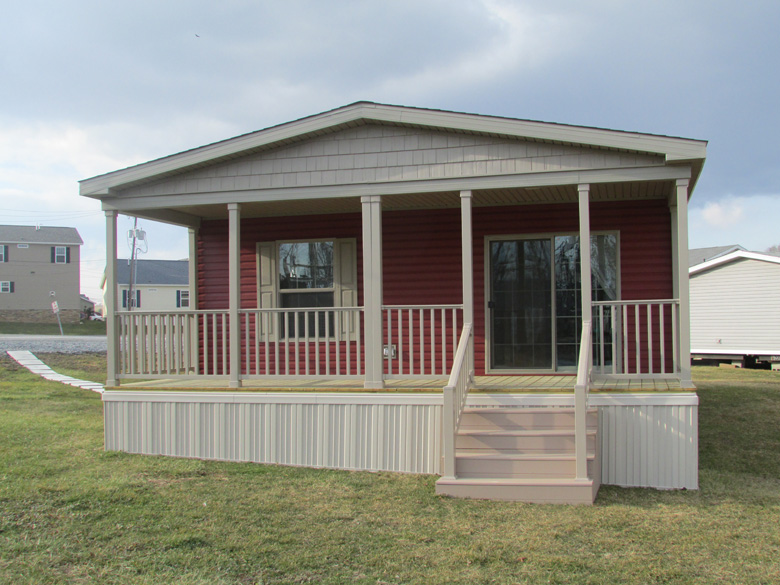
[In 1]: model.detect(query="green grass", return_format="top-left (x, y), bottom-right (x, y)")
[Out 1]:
top-left (0, 320), bottom-right (107, 335)
top-left (1, 360), bottom-right (780, 584)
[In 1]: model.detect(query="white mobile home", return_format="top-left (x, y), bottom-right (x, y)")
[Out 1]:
top-left (689, 249), bottom-right (780, 367)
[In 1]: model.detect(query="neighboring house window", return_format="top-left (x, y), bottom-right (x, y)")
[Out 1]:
top-left (176, 290), bottom-right (190, 308)
top-left (258, 239), bottom-right (357, 339)
top-left (0, 245), bottom-right (7, 262)
top-left (0, 281), bottom-right (14, 293)
top-left (51, 246), bottom-right (70, 264)
top-left (122, 289), bottom-right (141, 308)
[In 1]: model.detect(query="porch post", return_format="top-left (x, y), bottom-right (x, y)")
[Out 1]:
top-left (575, 184), bottom-right (592, 481)
top-left (105, 210), bottom-right (119, 387)
top-left (361, 195), bottom-right (384, 389)
top-left (460, 191), bottom-right (474, 325)
top-left (674, 179), bottom-right (694, 388)
top-left (228, 203), bottom-right (242, 388)
top-left (188, 227), bottom-right (199, 374)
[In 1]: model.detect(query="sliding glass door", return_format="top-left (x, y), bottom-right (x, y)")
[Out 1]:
top-left (489, 234), bottom-right (617, 372)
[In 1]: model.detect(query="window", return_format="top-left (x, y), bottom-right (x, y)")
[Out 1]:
top-left (0, 281), bottom-right (14, 293)
top-left (177, 289), bottom-right (190, 308)
top-left (52, 246), bottom-right (69, 264)
top-left (258, 238), bottom-right (357, 339)
top-left (122, 289), bottom-right (141, 308)
top-left (0, 245), bottom-right (7, 262)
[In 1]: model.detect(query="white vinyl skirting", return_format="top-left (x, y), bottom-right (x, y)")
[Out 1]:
top-left (102, 391), bottom-right (698, 490)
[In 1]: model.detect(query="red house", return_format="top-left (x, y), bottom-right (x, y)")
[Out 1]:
top-left (81, 103), bottom-right (705, 503)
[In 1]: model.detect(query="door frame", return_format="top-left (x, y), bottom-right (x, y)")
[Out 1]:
top-left (483, 231), bottom-right (621, 375)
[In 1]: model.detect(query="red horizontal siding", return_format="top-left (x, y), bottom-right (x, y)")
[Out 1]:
top-left (198, 199), bottom-right (673, 377)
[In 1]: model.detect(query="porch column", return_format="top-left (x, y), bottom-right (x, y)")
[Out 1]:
top-left (228, 203), bottom-right (242, 388)
top-left (674, 179), bottom-right (694, 388)
top-left (575, 184), bottom-right (591, 481)
top-left (578, 184), bottom-right (592, 319)
top-left (105, 210), bottom-right (119, 387)
top-left (361, 195), bottom-right (384, 389)
top-left (460, 190), bottom-right (475, 373)
top-left (188, 227), bottom-right (199, 374)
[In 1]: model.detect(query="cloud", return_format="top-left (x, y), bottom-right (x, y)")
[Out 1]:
top-left (700, 200), bottom-right (745, 228)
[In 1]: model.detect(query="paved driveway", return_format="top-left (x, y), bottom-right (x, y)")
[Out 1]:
top-left (0, 334), bottom-right (107, 354)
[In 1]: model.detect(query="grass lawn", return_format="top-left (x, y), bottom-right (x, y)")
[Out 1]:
top-left (1, 359), bottom-right (779, 584)
top-left (0, 320), bottom-right (107, 336)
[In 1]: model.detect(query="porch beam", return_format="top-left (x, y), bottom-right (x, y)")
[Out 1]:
top-left (105, 210), bottom-right (119, 387)
top-left (362, 195), bottom-right (384, 389)
top-left (99, 165), bottom-right (694, 212)
top-left (228, 203), bottom-right (242, 388)
top-left (674, 179), bottom-right (694, 388)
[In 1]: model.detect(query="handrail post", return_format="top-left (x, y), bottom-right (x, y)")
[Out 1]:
top-left (574, 320), bottom-right (592, 481)
top-left (441, 323), bottom-right (473, 479)
top-left (442, 385), bottom-right (456, 479)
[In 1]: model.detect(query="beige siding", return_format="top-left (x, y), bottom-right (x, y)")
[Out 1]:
top-left (0, 243), bottom-right (80, 311)
top-left (124, 125), bottom-right (664, 198)
top-left (690, 258), bottom-right (780, 354)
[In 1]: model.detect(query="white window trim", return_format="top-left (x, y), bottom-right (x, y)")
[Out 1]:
top-left (178, 289), bottom-right (190, 308)
top-left (55, 246), bottom-right (67, 264)
top-left (0, 246), bottom-right (5, 262)
top-left (0, 281), bottom-right (13, 293)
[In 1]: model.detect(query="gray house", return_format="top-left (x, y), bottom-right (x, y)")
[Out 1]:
top-left (0, 225), bottom-right (84, 324)
top-left (101, 259), bottom-right (190, 311)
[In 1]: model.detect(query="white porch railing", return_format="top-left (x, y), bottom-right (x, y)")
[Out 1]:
top-left (592, 300), bottom-right (680, 378)
top-left (382, 305), bottom-right (463, 377)
top-left (240, 308), bottom-right (364, 378)
top-left (441, 323), bottom-right (474, 479)
top-left (117, 310), bottom-right (223, 377)
top-left (574, 320), bottom-right (592, 480)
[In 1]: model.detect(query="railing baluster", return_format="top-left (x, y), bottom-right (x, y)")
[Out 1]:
top-left (647, 303), bottom-right (654, 375)
top-left (611, 305), bottom-right (617, 375)
top-left (622, 305), bottom-right (628, 375)
top-left (660, 303), bottom-right (666, 374)
top-left (634, 304), bottom-right (640, 374)
top-left (441, 308), bottom-right (446, 375)
top-left (221, 312), bottom-right (228, 377)
top-left (672, 302), bottom-right (679, 374)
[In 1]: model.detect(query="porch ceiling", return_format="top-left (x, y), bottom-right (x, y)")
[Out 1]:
top-left (134, 180), bottom-right (676, 222)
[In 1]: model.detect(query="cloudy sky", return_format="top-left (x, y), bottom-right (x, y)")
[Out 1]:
top-left (2, 0), bottom-right (779, 300)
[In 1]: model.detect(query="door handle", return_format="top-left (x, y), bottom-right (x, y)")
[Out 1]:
top-left (487, 300), bottom-right (496, 309)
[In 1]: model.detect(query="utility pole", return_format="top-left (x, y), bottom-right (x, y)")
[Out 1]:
top-left (126, 218), bottom-right (148, 311)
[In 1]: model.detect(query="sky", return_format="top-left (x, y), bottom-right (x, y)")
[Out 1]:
top-left (2, 0), bottom-right (779, 301)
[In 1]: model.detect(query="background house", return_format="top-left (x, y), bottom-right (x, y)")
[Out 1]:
top-left (690, 246), bottom-right (780, 368)
top-left (0, 225), bottom-right (83, 323)
top-left (102, 259), bottom-right (190, 311)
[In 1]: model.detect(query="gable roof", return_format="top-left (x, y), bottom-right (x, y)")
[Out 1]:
top-left (80, 101), bottom-right (708, 198)
top-left (688, 245), bottom-right (746, 267)
top-left (689, 250), bottom-right (780, 275)
top-left (115, 259), bottom-right (189, 286)
top-left (0, 225), bottom-right (83, 245)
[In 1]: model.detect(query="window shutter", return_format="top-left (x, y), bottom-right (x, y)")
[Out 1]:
top-left (335, 238), bottom-right (358, 334)
top-left (135, 290), bottom-right (141, 309)
top-left (51, 247), bottom-right (55, 263)
top-left (122, 290), bottom-right (127, 308)
top-left (9, 282), bottom-right (14, 293)
top-left (176, 290), bottom-right (181, 308)
top-left (66, 247), bottom-right (71, 263)
top-left (3, 245), bottom-right (8, 262)
top-left (257, 242), bottom-right (277, 337)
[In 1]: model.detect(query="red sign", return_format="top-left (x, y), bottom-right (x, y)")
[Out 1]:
top-left (51, 301), bottom-right (59, 314)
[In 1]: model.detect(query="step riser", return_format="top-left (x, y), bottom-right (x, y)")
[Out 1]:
top-left (435, 480), bottom-right (598, 504)
top-left (457, 458), bottom-right (597, 477)
top-left (457, 435), bottom-right (596, 452)
top-left (459, 411), bottom-right (598, 431)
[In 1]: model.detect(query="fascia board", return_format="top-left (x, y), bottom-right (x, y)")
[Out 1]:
top-left (80, 103), bottom-right (706, 197)
top-left (689, 250), bottom-right (780, 275)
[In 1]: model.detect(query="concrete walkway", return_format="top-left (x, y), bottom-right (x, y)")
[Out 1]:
top-left (6, 350), bottom-right (104, 394)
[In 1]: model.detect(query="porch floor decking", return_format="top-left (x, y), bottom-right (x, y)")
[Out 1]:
top-left (116, 375), bottom-right (682, 392)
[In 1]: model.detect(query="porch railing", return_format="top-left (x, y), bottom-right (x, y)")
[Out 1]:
top-left (441, 323), bottom-right (474, 479)
top-left (240, 307), bottom-right (364, 378)
top-left (117, 310), bottom-right (227, 377)
top-left (592, 299), bottom-right (680, 378)
top-left (382, 305), bottom-right (463, 377)
top-left (574, 320), bottom-right (592, 480)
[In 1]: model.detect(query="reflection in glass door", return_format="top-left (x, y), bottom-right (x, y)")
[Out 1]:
top-left (490, 239), bottom-right (552, 369)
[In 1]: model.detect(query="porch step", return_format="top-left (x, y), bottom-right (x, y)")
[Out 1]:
top-left (437, 406), bottom-right (601, 504)
top-left (435, 477), bottom-right (599, 504)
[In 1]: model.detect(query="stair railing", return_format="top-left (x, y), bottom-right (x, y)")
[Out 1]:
top-left (574, 319), bottom-right (593, 481)
top-left (441, 322), bottom-right (474, 479)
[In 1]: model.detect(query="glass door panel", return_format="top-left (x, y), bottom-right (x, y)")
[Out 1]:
top-left (490, 239), bottom-right (552, 369)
